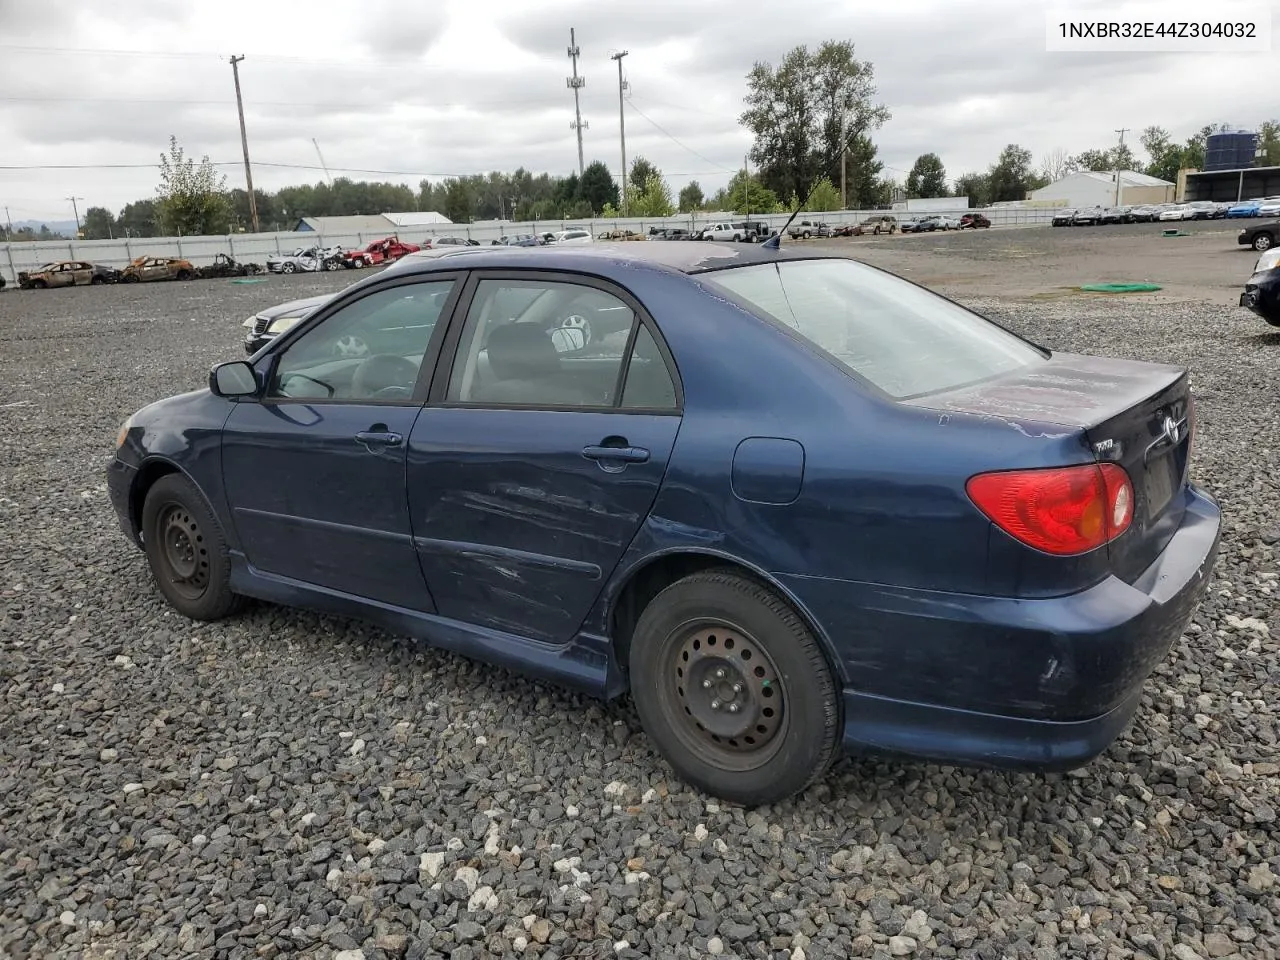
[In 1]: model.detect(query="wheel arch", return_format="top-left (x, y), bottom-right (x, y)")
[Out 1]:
top-left (606, 548), bottom-right (850, 691)
top-left (128, 457), bottom-right (201, 543)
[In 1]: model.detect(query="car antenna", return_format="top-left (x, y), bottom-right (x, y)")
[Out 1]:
top-left (763, 125), bottom-right (863, 251)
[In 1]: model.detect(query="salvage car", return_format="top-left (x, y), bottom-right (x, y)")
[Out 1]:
top-left (1240, 247), bottom-right (1280, 326)
top-left (107, 241), bottom-right (1221, 806)
top-left (120, 256), bottom-right (196, 282)
top-left (1237, 219), bottom-right (1279, 252)
top-left (266, 246), bottom-right (344, 274)
top-left (1051, 209), bottom-right (1077, 227)
top-left (241, 292), bottom-right (335, 354)
top-left (18, 260), bottom-right (120, 288)
top-left (343, 237), bottom-right (421, 268)
top-left (957, 213), bottom-right (991, 229)
top-left (196, 253), bottom-right (264, 279)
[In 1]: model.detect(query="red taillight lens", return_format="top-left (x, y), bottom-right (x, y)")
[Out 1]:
top-left (966, 463), bottom-right (1134, 556)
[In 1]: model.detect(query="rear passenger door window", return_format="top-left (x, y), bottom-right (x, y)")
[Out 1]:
top-left (446, 277), bottom-right (668, 410)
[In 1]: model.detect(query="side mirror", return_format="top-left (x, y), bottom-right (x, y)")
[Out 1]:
top-left (209, 360), bottom-right (259, 398)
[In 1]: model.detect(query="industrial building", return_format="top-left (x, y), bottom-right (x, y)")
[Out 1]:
top-left (293, 212), bottom-right (451, 233)
top-left (1027, 170), bottom-right (1176, 209)
top-left (1180, 129), bottom-right (1277, 202)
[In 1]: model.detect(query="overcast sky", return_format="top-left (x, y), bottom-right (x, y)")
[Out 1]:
top-left (1, 0), bottom-right (1274, 223)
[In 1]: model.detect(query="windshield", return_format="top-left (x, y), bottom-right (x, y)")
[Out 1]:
top-left (699, 258), bottom-right (1046, 399)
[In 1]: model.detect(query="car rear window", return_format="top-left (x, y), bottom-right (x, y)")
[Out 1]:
top-left (699, 258), bottom-right (1046, 399)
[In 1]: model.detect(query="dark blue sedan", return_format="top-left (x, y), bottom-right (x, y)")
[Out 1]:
top-left (107, 241), bottom-right (1221, 805)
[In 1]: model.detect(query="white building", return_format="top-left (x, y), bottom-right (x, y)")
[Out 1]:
top-left (1027, 170), bottom-right (1176, 208)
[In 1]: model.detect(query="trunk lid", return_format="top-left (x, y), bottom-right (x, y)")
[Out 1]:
top-left (905, 351), bottom-right (1191, 583)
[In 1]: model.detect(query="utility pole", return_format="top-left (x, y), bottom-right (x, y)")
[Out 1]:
top-left (566, 29), bottom-right (587, 176)
top-left (840, 114), bottom-right (847, 209)
top-left (744, 152), bottom-right (750, 219)
top-left (3, 205), bottom-right (12, 239)
top-left (611, 50), bottom-right (629, 215)
top-left (67, 196), bottom-right (84, 236)
top-left (1113, 127), bottom-right (1130, 206)
top-left (230, 55), bottom-right (260, 234)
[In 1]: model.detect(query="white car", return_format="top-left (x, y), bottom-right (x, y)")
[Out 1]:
top-left (265, 245), bottom-right (344, 274)
top-left (933, 216), bottom-right (961, 230)
top-left (549, 229), bottom-right (593, 245)
top-left (699, 222), bottom-right (745, 241)
top-left (1157, 205), bottom-right (1195, 221)
top-left (1258, 198), bottom-right (1280, 217)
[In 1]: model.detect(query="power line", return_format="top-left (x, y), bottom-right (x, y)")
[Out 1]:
top-left (0, 158), bottom-right (731, 178)
top-left (624, 98), bottom-right (736, 173)
top-left (0, 94), bottom-right (568, 109)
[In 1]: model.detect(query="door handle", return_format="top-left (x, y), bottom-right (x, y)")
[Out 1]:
top-left (582, 444), bottom-right (649, 463)
top-left (355, 430), bottom-right (403, 447)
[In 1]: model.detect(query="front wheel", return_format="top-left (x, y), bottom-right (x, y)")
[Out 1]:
top-left (281, 262), bottom-right (297, 274)
top-left (177, 269), bottom-right (193, 281)
top-left (1254, 233), bottom-right (1274, 252)
top-left (629, 569), bottom-right (840, 806)
top-left (141, 474), bottom-right (243, 621)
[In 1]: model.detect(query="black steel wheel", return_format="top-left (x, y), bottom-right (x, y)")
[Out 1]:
top-left (141, 473), bottom-right (243, 620)
top-left (629, 568), bottom-right (840, 806)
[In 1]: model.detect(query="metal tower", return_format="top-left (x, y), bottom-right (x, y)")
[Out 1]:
top-left (566, 29), bottom-right (587, 176)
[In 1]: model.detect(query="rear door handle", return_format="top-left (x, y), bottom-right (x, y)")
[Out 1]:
top-left (355, 430), bottom-right (403, 447)
top-left (582, 444), bottom-right (649, 463)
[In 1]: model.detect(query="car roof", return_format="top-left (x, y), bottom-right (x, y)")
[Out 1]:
top-left (381, 240), bottom-right (851, 278)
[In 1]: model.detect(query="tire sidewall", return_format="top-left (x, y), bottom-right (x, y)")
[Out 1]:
top-left (140, 473), bottom-right (239, 620)
top-left (629, 573), bottom-right (839, 805)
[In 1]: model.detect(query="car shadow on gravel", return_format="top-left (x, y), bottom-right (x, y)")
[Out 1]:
top-left (1241, 332), bottom-right (1280, 347)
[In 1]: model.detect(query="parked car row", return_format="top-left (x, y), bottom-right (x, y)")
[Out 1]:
top-left (1225, 197), bottom-right (1280, 218)
top-left (14, 254), bottom-right (268, 289)
top-left (1052, 201), bottom-right (1246, 226)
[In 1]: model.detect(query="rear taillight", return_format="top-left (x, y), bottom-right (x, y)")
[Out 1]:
top-left (966, 463), bottom-right (1134, 556)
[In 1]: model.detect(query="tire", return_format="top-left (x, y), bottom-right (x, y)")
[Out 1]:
top-left (628, 568), bottom-right (840, 806)
top-left (177, 269), bottom-right (193, 281)
top-left (90, 275), bottom-right (105, 285)
top-left (1254, 233), bottom-right (1274, 252)
top-left (30, 279), bottom-right (47, 289)
top-left (282, 262), bottom-right (297, 274)
top-left (141, 473), bottom-right (243, 621)
top-left (802, 230), bottom-right (811, 239)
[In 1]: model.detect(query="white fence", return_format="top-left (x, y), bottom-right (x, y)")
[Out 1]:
top-left (0, 206), bottom-right (1058, 286)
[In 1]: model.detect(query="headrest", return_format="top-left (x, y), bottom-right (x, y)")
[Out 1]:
top-left (486, 322), bottom-right (560, 381)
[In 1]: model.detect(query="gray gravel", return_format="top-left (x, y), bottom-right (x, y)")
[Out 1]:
top-left (1, 267), bottom-right (1278, 960)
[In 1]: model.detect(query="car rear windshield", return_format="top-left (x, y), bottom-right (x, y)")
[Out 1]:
top-left (698, 258), bottom-right (1046, 399)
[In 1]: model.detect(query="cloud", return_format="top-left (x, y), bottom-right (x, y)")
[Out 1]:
top-left (0, 0), bottom-right (1274, 219)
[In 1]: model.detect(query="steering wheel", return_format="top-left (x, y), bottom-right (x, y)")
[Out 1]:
top-left (351, 354), bottom-right (419, 399)
top-left (559, 314), bottom-right (591, 345)
top-left (333, 334), bottom-right (370, 358)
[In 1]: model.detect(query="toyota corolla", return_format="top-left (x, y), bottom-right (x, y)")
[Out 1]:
top-left (107, 242), bottom-right (1221, 806)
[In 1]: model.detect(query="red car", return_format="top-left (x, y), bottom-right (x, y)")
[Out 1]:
top-left (958, 213), bottom-right (992, 229)
top-left (341, 237), bottom-right (421, 269)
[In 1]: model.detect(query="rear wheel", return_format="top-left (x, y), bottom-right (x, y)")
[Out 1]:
top-left (141, 474), bottom-right (243, 621)
top-left (90, 275), bottom-right (105, 285)
top-left (177, 269), bottom-right (193, 281)
top-left (629, 569), bottom-right (840, 806)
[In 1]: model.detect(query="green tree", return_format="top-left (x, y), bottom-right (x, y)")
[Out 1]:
top-left (905, 153), bottom-right (948, 198)
top-left (952, 172), bottom-right (990, 207)
top-left (802, 177), bottom-right (841, 212)
top-left (577, 160), bottom-right (620, 214)
top-left (1074, 149), bottom-right (1113, 172)
top-left (117, 199), bottom-right (160, 237)
top-left (1140, 126), bottom-right (1185, 182)
top-left (155, 135), bottom-right (232, 235)
top-left (630, 172), bottom-right (675, 217)
top-left (678, 180), bottom-right (705, 213)
top-left (985, 144), bottom-right (1037, 202)
top-left (841, 133), bottom-right (885, 209)
top-left (740, 40), bottom-right (889, 204)
top-left (628, 157), bottom-right (659, 199)
top-left (441, 178), bottom-right (475, 222)
top-left (720, 169), bottom-right (780, 214)
top-left (81, 206), bottom-right (117, 240)
top-left (1258, 120), bottom-right (1280, 166)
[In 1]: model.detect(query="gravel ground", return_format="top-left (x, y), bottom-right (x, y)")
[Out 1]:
top-left (1, 255), bottom-right (1278, 960)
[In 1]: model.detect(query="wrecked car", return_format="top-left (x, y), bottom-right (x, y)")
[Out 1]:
top-left (120, 256), bottom-right (196, 283)
top-left (197, 253), bottom-right (265, 279)
top-left (1241, 247), bottom-right (1280, 327)
top-left (342, 237), bottom-right (421, 268)
top-left (18, 260), bottom-right (120, 289)
top-left (266, 246), bottom-right (344, 274)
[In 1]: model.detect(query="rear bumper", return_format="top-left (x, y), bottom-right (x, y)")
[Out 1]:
top-left (781, 484), bottom-right (1221, 771)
